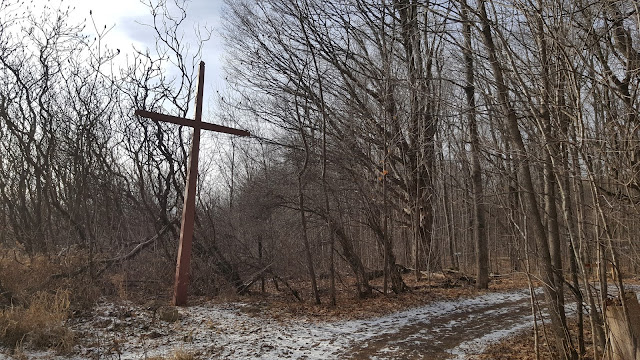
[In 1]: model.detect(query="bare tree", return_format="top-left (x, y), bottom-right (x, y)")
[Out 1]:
top-left (460, 0), bottom-right (488, 289)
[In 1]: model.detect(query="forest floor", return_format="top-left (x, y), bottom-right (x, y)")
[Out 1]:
top-left (0, 273), bottom-right (637, 359)
top-left (477, 282), bottom-right (640, 360)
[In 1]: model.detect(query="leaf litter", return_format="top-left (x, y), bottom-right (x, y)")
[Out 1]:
top-left (1, 276), bottom-right (635, 359)
top-left (0, 290), bottom-right (537, 359)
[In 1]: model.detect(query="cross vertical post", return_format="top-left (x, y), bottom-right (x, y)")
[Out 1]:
top-left (135, 61), bottom-right (250, 306)
top-left (172, 61), bottom-right (205, 306)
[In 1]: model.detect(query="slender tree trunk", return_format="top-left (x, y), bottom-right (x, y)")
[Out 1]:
top-left (442, 161), bottom-right (458, 270)
top-left (258, 237), bottom-right (265, 293)
top-left (294, 91), bottom-right (320, 305)
top-left (298, 1), bottom-right (332, 306)
top-left (333, 224), bottom-right (372, 298)
top-left (568, 63), bottom-right (606, 356)
top-left (461, 0), bottom-right (488, 289)
top-left (555, 67), bottom-right (585, 357)
top-left (477, 2), bottom-right (573, 357)
top-left (532, 7), bottom-right (569, 341)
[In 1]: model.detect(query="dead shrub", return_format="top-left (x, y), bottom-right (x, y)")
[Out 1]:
top-left (0, 248), bottom-right (101, 311)
top-left (0, 290), bottom-right (75, 353)
top-left (0, 245), bottom-right (176, 314)
top-left (108, 273), bottom-right (128, 300)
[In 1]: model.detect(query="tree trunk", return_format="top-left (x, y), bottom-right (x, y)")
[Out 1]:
top-left (333, 224), bottom-right (373, 298)
top-left (461, 0), bottom-right (488, 289)
top-left (295, 92), bottom-right (320, 305)
top-left (477, 2), bottom-right (573, 357)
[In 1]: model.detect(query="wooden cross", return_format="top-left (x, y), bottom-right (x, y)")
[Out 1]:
top-left (135, 61), bottom-right (250, 306)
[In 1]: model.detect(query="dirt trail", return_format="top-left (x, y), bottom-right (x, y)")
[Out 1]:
top-left (345, 289), bottom-right (536, 359)
top-left (5, 285), bottom-right (638, 359)
top-left (0, 288), bottom-right (548, 359)
top-left (346, 285), bottom-right (639, 359)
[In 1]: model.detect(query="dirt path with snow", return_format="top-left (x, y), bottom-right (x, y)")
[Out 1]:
top-left (345, 289), bottom-right (536, 359)
top-left (4, 285), bottom-right (638, 359)
top-left (2, 288), bottom-right (545, 360)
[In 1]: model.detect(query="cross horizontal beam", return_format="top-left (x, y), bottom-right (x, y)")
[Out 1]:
top-left (135, 109), bottom-right (250, 137)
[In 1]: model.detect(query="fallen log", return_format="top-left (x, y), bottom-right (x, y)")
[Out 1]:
top-left (366, 265), bottom-right (412, 281)
top-left (267, 270), bottom-right (302, 302)
top-left (236, 264), bottom-right (272, 295)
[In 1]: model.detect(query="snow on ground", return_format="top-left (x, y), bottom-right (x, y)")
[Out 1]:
top-left (1, 287), bottom-right (638, 359)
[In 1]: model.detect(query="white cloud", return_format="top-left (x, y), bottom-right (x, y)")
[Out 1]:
top-left (23, 0), bottom-right (226, 86)
top-left (16, 0), bottom-right (229, 122)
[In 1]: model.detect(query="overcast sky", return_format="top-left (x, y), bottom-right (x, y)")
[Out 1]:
top-left (4, 0), bottom-right (245, 186)
top-left (28, 0), bottom-right (230, 107)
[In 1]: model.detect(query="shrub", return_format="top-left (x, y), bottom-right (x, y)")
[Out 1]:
top-left (0, 248), bottom-right (101, 311)
top-left (0, 290), bottom-right (75, 353)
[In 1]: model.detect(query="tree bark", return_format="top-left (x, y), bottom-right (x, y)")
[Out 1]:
top-left (477, 2), bottom-right (573, 357)
top-left (461, 0), bottom-right (489, 290)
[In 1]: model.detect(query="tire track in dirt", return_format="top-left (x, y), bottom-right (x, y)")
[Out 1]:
top-left (346, 286), bottom-right (640, 359)
top-left (344, 289), bottom-right (537, 359)
top-left (8, 287), bottom-right (615, 359)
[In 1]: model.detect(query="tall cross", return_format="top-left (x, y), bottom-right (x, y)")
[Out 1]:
top-left (135, 61), bottom-right (250, 306)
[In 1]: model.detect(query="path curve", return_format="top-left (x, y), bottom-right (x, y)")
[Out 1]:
top-left (4, 289), bottom-right (547, 360)
top-left (344, 289), bottom-right (537, 359)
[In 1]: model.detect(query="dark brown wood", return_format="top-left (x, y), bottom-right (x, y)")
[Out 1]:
top-left (135, 61), bottom-right (250, 306)
top-left (134, 110), bottom-right (250, 137)
top-left (171, 62), bottom-right (204, 306)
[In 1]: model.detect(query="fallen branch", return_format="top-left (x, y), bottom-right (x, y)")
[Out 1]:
top-left (237, 263), bottom-right (272, 295)
top-left (96, 222), bottom-right (177, 276)
top-left (267, 270), bottom-right (302, 302)
top-left (51, 222), bottom-right (176, 280)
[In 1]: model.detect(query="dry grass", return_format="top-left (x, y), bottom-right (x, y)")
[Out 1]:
top-left (146, 349), bottom-right (199, 360)
top-left (0, 248), bottom-right (100, 354)
top-left (0, 248), bottom-right (101, 310)
top-left (0, 290), bottom-right (75, 353)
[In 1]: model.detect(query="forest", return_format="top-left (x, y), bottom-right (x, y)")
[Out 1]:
top-left (1, 0), bottom-right (640, 359)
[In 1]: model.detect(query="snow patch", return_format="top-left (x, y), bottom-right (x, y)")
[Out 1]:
top-left (2, 287), bottom-right (638, 359)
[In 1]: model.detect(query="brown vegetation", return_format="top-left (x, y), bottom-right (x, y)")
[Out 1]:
top-left (477, 319), bottom-right (597, 360)
top-left (0, 290), bottom-right (74, 354)
top-left (1, 0), bottom-right (640, 357)
top-left (207, 272), bottom-right (533, 322)
top-left (146, 349), bottom-right (199, 360)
